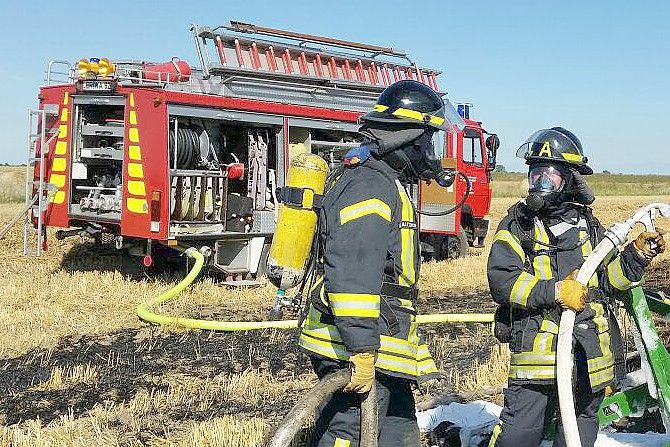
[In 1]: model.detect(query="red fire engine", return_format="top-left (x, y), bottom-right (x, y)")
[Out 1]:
top-left (25, 21), bottom-right (499, 280)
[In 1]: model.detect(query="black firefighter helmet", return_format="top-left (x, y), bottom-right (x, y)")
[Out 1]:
top-left (516, 127), bottom-right (593, 175)
top-left (361, 79), bottom-right (464, 132)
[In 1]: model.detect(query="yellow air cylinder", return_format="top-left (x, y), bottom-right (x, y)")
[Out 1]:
top-left (267, 153), bottom-right (329, 290)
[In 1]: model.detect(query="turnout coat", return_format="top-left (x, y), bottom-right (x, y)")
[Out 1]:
top-left (487, 202), bottom-right (648, 391)
top-left (299, 156), bottom-right (438, 381)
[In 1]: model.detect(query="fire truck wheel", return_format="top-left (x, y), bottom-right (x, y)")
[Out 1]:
top-left (443, 229), bottom-right (468, 260)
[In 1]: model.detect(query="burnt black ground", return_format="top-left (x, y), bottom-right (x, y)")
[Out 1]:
top-left (1, 259), bottom-right (667, 444)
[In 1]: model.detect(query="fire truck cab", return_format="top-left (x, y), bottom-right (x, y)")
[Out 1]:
top-left (25, 22), bottom-right (498, 280)
top-left (420, 109), bottom-right (499, 260)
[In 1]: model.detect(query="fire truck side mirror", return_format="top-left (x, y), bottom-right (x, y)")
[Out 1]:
top-left (485, 134), bottom-right (500, 171)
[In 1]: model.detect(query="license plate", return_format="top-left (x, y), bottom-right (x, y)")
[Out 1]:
top-left (81, 80), bottom-right (114, 91)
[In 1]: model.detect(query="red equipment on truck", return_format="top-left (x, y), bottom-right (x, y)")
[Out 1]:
top-left (24, 21), bottom-right (499, 280)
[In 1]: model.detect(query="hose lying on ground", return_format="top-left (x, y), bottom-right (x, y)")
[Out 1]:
top-left (136, 248), bottom-right (494, 330)
top-left (267, 369), bottom-right (378, 447)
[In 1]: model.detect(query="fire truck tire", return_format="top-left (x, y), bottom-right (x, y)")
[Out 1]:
top-left (444, 228), bottom-right (468, 260)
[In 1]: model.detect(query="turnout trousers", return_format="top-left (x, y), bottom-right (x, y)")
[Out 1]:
top-left (308, 357), bottom-right (421, 447)
top-left (489, 345), bottom-right (604, 447)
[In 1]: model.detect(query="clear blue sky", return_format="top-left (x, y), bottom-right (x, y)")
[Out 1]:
top-left (1, 0), bottom-right (668, 173)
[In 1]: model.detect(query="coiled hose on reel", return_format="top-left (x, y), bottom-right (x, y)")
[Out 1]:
top-left (169, 127), bottom-right (202, 169)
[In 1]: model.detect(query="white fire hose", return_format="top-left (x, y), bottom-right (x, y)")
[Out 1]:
top-left (557, 203), bottom-right (670, 447)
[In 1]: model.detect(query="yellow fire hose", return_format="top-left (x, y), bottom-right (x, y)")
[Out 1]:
top-left (136, 248), bottom-right (494, 331)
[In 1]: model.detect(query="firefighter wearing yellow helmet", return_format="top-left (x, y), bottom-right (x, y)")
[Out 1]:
top-left (298, 80), bottom-right (465, 446)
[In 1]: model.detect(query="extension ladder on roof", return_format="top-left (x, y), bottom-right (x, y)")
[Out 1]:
top-left (191, 21), bottom-right (441, 93)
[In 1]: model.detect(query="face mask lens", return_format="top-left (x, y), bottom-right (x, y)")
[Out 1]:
top-left (529, 166), bottom-right (564, 193)
top-left (417, 131), bottom-right (437, 160)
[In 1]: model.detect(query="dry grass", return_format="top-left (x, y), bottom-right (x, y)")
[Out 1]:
top-left (0, 161), bottom-right (669, 446)
top-left (0, 166), bottom-right (25, 203)
top-left (492, 172), bottom-right (670, 198)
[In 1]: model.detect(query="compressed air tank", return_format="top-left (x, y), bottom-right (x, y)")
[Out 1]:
top-left (267, 153), bottom-right (329, 290)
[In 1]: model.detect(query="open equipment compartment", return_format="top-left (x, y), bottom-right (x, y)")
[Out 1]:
top-left (69, 95), bottom-right (126, 222)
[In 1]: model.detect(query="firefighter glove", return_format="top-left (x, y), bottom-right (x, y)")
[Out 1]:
top-left (633, 228), bottom-right (667, 261)
top-left (555, 269), bottom-right (587, 312)
top-left (343, 352), bottom-right (376, 394)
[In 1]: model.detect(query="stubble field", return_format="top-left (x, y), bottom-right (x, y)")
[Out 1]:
top-left (0, 167), bottom-right (669, 446)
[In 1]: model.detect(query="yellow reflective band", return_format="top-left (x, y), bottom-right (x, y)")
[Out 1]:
top-left (375, 352), bottom-right (420, 376)
top-left (579, 230), bottom-right (600, 287)
top-left (58, 124), bottom-right (68, 139)
top-left (510, 272), bottom-right (538, 307)
top-left (533, 331), bottom-right (554, 354)
top-left (540, 319), bottom-right (559, 334)
top-left (126, 197), bottom-right (148, 214)
top-left (532, 220), bottom-right (553, 279)
top-left (301, 305), bottom-right (437, 378)
top-left (532, 255), bottom-right (552, 280)
top-left (334, 438), bottom-right (351, 447)
top-left (55, 141), bottom-right (67, 155)
top-left (489, 423), bottom-right (503, 447)
top-left (591, 303), bottom-right (613, 370)
top-left (50, 190), bottom-right (65, 204)
top-left (129, 128), bottom-right (139, 143)
top-left (373, 104), bottom-right (389, 112)
top-left (51, 157), bottom-right (66, 173)
top-left (493, 230), bottom-right (525, 261)
top-left (127, 180), bottom-right (146, 196)
top-left (129, 110), bottom-right (137, 125)
top-left (509, 365), bottom-right (556, 380)
top-left (63, 92), bottom-right (69, 105)
top-left (588, 354), bottom-right (614, 373)
top-left (397, 298), bottom-right (416, 313)
top-left (510, 352), bottom-right (556, 365)
top-left (60, 108), bottom-right (68, 123)
top-left (396, 180), bottom-right (416, 286)
top-left (129, 145), bottom-right (142, 161)
top-left (298, 332), bottom-right (349, 360)
top-left (309, 275), bottom-right (324, 293)
top-left (339, 198), bottom-right (391, 225)
top-left (129, 93), bottom-right (135, 107)
top-left (589, 366), bottom-right (614, 388)
top-left (391, 107), bottom-right (446, 127)
top-left (607, 256), bottom-right (632, 290)
top-left (562, 153), bottom-right (583, 162)
top-left (328, 293), bottom-right (380, 318)
top-left (128, 163), bottom-right (144, 179)
top-left (379, 335), bottom-right (421, 358)
top-left (302, 325), bottom-right (343, 344)
top-left (580, 230), bottom-right (592, 258)
top-left (49, 173), bottom-right (66, 188)
top-left (417, 358), bottom-right (439, 376)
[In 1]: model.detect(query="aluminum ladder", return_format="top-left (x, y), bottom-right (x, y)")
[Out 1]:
top-left (23, 108), bottom-right (57, 256)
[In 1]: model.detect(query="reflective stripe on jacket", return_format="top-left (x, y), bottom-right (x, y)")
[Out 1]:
top-left (298, 157), bottom-right (438, 381)
top-left (487, 203), bottom-right (648, 391)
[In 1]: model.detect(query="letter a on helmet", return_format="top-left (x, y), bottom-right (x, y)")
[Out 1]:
top-left (537, 142), bottom-right (552, 158)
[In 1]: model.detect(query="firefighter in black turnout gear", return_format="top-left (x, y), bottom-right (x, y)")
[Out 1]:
top-left (299, 80), bottom-right (465, 447)
top-left (487, 128), bottom-right (666, 447)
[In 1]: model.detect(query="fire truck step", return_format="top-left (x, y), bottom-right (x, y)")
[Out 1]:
top-left (221, 279), bottom-right (262, 287)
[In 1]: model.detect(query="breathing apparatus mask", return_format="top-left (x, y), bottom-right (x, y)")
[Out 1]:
top-left (359, 123), bottom-right (455, 187)
top-left (526, 163), bottom-right (595, 213)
